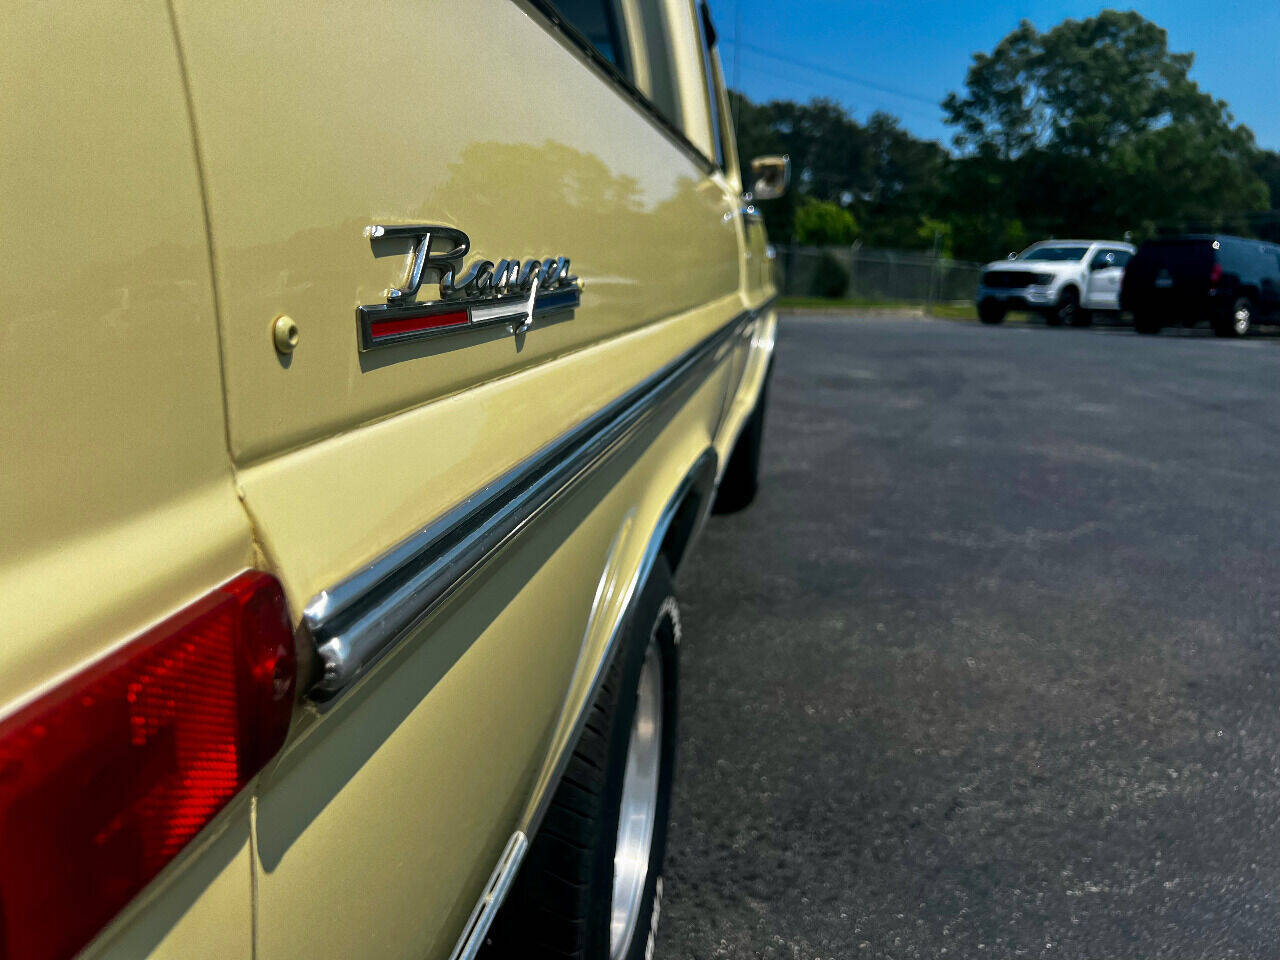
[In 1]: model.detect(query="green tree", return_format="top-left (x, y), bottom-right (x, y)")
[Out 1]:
top-left (794, 198), bottom-right (859, 245)
top-left (1251, 149), bottom-right (1280, 242)
top-left (916, 217), bottom-right (954, 258)
top-left (729, 93), bottom-right (945, 248)
top-left (942, 11), bottom-right (1268, 254)
top-left (856, 113), bottom-right (948, 249)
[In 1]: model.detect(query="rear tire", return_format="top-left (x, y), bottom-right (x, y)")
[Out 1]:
top-left (483, 559), bottom-right (680, 960)
top-left (978, 300), bottom-right (1007, 325)
top-left (1133, 312), bottom-right (1162, 335)
top-left (1045, 287), bottom-right (1078, 327)
top-left (714, 361), bottom-right (772, 514)
top-left (1213, 296), bottom-right (1253, 337)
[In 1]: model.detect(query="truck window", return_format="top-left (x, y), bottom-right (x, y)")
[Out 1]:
top-left (1022, 246), bottom-right (1089, 261)
top-left (554, 0), bottom-right (630, 75)
top-left (1215, 238), bottom-right (1245, 274)
top-left (636, 0), bottom-right (682, 127)
top-left (1090, 249), bottom-right (1131, 269)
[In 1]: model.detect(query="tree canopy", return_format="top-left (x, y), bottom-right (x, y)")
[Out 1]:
top-left (941, 11), bottom-right (1269, 250)
top-left (729, 92), bottom-right (946, 250)
top-left (730, 10), bottom-right (1278, 261)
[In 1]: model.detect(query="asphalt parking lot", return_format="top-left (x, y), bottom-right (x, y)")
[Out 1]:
top-left (658, 312), bottom-right (1280, 959)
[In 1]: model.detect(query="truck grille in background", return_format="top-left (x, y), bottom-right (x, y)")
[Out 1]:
top-left (982, 270), bottom-right (1040, 288)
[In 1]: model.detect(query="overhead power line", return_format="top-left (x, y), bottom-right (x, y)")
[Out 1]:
top-left (731, 39), bottom-right (941, 109)
top-left (732, 59), bottom-right (944, 127)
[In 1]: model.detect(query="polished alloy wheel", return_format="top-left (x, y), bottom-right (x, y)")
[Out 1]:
top-left (609, 639), bottom-right (664, 960)
top-left (1234, 300), bottom-right (1252, 335)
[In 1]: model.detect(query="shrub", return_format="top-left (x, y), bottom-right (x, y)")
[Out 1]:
top-left (812, 252), bottom-right (849, 298)
top-left (795, 199), bottom-right (859, 246)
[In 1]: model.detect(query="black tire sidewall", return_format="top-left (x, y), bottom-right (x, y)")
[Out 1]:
top-left (1134, 312), bottom-right (1161, 334)
top-left (1047, 287), bottom-right (1077, 326)
top-left (591, 560), bottom-right (680, 960)
top-left (714, 361), bottom-right (772, 514)
top-left (978, 301), bottom-right (1006, 325)
top-left (482, 561), bottom-right (681, 960)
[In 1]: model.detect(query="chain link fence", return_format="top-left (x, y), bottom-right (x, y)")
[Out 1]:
top-left (778, 244), bottom-right (983, 306)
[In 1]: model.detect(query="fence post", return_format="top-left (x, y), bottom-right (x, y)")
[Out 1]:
top-left (926, 230), bottom-right (941, 314)
top-left (849, 240), bottom-right (861, 300)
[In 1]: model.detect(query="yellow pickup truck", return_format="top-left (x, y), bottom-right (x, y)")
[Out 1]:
top-left (0, 3), bottom-right (783, 959)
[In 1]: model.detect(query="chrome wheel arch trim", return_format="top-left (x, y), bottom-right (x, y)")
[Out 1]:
top-left (302, 297), bottom-right (774, 703)
top-left (446, 831), bottom-right (528, 960)
top-left (443, 449), bottom-right (715, 960)
top-left (523, 446), bottom-right (716, 845)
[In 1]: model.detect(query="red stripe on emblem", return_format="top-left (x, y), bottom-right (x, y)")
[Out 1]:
top-left (370, 309), bottom-right (469, 339)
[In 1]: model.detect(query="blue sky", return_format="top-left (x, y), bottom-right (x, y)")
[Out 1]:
top-left (706, 1), bottom-right (1280, 151)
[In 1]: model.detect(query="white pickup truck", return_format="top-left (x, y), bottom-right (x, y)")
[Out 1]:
top-left (977, 240), bottom-right (1135, 326)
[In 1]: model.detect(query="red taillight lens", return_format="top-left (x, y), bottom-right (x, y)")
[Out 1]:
top-left (0, 571), bottom-right (296, 960)
top-left (1210, 262), bottom-right (1223, 286)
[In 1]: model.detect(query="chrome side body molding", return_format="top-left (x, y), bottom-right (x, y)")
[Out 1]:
top-left (303, 298), bottom-right (774, 702)
top-left (358, 224), bottom-right (580, 350)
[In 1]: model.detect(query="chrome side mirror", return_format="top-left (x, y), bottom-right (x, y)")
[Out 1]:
top-left (1007, 252), bottom-right (1017, 260)
top-left (749, 155), bottom-right (790, 201)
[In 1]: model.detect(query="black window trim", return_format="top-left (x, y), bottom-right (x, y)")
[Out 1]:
top-left (598, 0), bottom-right (633, 79)
top-left (522, 0), bottom-right (718, 176)
top-left (694, 0), bottom-right (726, 171)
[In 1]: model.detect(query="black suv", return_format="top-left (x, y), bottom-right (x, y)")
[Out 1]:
top-left (1120, 234), bottom-right (1280, 336)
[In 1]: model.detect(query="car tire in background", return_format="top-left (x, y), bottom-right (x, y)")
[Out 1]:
top-left (978, 300), bottom-right (1007, 325)
top-left (1133, 312), bottom-right (1162, 335)
top-left (714, 361), bottom-right (773, 514)
top-left (1070, 308), bottom-right (1094, 328)
top-left (1045, 286), bottom-right (1079, 327)
top-left (483, 557), bottom-right (681, 960)
top-left (1213, 295), bottom-right (1253, 338)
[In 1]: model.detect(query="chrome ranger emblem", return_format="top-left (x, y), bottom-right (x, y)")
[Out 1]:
top-left (357, 224), bottom-right (580, 351)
